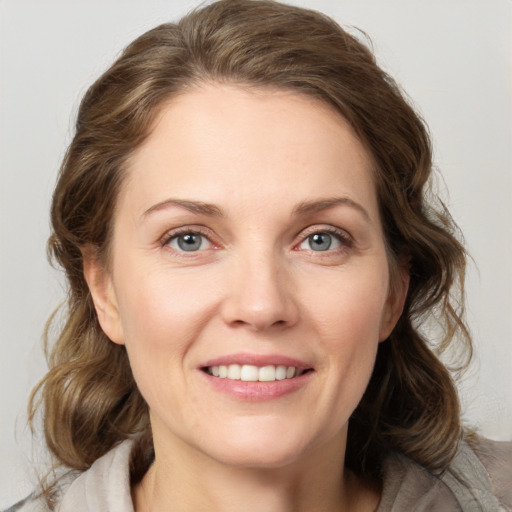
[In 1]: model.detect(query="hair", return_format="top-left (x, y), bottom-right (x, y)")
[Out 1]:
top-left (29, 0), bottom-right (470, 499)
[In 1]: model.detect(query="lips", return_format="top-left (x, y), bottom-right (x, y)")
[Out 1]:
top-left (199, 354), bottom-right (314, 400)
top-left (205, 364), bottom-right (307, 381)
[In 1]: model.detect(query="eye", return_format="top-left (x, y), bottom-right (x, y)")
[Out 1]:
top-left (304, 233), bottom-right (338, 251)
top-left (167, 232), bottom-right (212, 252)
top-left (296, 228), bottom-right (351, 253)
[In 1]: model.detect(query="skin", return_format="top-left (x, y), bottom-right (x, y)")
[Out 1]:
top-left (85, 84), bottom-right (408, 512)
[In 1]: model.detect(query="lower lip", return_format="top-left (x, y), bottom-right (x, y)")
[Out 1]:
top-left (200, 370), bottom-right (314, 401)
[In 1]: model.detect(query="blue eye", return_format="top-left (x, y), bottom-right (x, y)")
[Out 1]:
top-left (169, 232), bottom-right (212, 252)
top-left (308, 233), bottom-right (334, 251)
top-left (298, 231), bottom-right (344, 252)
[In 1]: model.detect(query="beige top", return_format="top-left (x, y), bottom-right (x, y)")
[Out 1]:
top-left (378, 438), bottom-right (512, 511)
top-left (7, 437), bottom-right (512, 511)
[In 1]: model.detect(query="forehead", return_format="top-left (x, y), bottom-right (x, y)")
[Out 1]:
top-left (121, 83), bottom-right (378, 222)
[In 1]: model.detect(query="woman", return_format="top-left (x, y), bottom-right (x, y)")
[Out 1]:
top-left (8, 0), bottom-right (511, 510)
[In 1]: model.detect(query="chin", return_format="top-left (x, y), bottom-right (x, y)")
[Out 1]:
top-left (196, 419), bottom-right (321, 470)
top-left (209, 441), bottom-right (306, 470)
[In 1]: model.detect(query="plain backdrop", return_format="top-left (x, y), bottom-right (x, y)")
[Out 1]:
top-left (1, 0), bottom-right (511, 507)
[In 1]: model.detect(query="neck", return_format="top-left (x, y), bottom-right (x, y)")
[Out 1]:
top-left (132, 430), bottom-right (380, 512)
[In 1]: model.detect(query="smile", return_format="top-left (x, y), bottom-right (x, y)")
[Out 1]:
top-left (204, 364), bottom-right (309, 382)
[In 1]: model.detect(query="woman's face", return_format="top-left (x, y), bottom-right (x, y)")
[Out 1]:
top-left (88, 84), bottom-right (406, 469)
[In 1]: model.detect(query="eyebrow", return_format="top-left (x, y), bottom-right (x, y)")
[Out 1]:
top-left (292, 197), bottom-right (371, 221)
top-left (142, 199), bottom-right (224, 219)
top-left (141, 196), bottom-right (370, 222)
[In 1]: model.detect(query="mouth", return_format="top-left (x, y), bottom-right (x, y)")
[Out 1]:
top-left (202, 364), bottom-right (313, 382)
top-left (199, 356), bottom-right (315, 400)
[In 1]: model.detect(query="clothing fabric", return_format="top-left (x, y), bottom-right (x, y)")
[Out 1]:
top-left (378, 438), bottom-right (512, 511)
top-left (6, 438), bottom-right (512, 512)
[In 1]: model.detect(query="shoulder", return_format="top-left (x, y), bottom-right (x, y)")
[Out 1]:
top-left (4, 439), bottom-right (135, 512)
top-left (3, 473), bottom-right (75, 512)
top-left (3, 470), bottom-right (77, 512)
top-left (468, 437), bottom-right (512, 509)
top-left (379, 451), bottom-right (460, 511)
top-left (57, 438), bottom-right (135, 512)
top-left (4, 494), bottom-right (49, 512)
top-left (379, 437), bottom-right (512, 512)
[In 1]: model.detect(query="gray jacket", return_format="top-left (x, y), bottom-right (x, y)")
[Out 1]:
top-left (6, 437), bottom-right (512, 511)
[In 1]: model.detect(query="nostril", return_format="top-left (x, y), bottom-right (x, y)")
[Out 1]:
top-left (220, 281), bottom-right (300, 331)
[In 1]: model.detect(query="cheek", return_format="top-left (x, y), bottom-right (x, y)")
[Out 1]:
top-left (112, 267), bottom-right (221, 399)
top-left (115, 263), bottom-right (220, 344)
top-left (303, 266), bottom-right (389, 345)
top-left (300, 267), bottom-right (388, 404)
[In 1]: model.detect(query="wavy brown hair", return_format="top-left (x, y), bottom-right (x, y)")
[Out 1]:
top-left (29, 0), bottom-right (470, 497)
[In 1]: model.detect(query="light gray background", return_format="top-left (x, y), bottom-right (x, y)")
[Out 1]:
top-left (1, 0), bottom-right (511, 507)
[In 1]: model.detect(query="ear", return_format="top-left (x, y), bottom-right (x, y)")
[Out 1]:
top-left (82, 245), bottom-right (125, 345)
top-left (379, 263), bottom-right (410, 342)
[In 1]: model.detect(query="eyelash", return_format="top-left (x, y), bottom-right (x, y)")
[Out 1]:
top-left (160, 226), bottom-right (216, 250)
top-left (295, 226), bottom-right (353, 253)
top-left (160, 225), bottom-right (353, 254)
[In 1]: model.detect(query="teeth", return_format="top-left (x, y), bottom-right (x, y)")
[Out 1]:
top-left (241, 364), bottom-right (259, 381)
top-left (227, 364), bottom-right (241, 380)
top-left (207, 364), bottom-right (305, 382)
top-left (258, 365), bottom-right (275, 382)
top-left (275, 365), bottom-right (287, 380)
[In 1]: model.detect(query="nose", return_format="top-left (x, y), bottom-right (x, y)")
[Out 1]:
top-left (220, 250), bottom-right (299, 332)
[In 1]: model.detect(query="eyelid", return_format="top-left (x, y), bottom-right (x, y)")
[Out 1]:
top-left (158, 223), bottom-right (353, 254)
top-left (294, 225), bottom-right (354, 251)
top-left (160, 225), bottom-right (219, 250)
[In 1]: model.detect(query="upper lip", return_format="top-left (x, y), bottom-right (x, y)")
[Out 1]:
top-left (200, 353), bottom-right (313, 370)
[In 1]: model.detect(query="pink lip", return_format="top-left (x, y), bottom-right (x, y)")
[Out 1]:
top-left (198, 353), bottom-right (314, 402)
top-left (199, 370), bottom-right (314, 401)
top-left (200, 353), bottom-right (312, 370)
